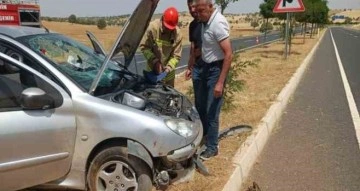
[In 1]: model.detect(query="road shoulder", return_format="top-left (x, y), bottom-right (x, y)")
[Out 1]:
top-left (221, 29), bottom-right (328, 191)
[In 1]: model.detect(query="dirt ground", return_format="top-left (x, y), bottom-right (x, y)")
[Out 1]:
top-left (42, 21), bottom-right (122, 52)
top-left (170, 34), bottom-right (322, 191)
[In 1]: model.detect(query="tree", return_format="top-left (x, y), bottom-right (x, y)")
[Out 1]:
top-left (260, 22), bottom-right (273, 33)
top-left (68, 14), bottom-right (77, 24)
top-left (251, 20), bottom-right (259, 30)
top-left (215, 0), bottom-right (240, 14)
top-left (259, 0), bottom-right (276, 42)
top-left (345, 17), bottom-right (353, 24)
top-left (97, 19), bottom-right (107, 30)
top-left (303, 0), bottom-right (329, 38)
top-left (292, 0), bottom-right (329, 42)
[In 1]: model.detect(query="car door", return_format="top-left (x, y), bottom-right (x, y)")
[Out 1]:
top-left (0, 53), bottom-right (76, 191)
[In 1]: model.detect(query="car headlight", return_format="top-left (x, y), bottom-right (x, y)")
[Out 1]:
top-left (165, 119), bottom-right (198, 138)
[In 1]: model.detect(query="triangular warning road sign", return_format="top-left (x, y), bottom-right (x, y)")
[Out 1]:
top-left (273, 0), bottom-right (305, 13)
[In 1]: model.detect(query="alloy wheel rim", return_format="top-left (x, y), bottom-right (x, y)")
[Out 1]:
top-left (96, 160), bottom-right (138, 191)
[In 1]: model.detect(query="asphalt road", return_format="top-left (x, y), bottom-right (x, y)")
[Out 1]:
top-left (245, 28), bottom-right (360, 191)
top-left (122, 31), bottom-right (284, 75)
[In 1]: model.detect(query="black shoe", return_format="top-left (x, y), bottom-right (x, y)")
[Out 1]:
top-left (200, 149), bottom-right (218, 161)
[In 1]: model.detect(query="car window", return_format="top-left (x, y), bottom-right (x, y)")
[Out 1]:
top-left (0, 40), bottom-right (69, 94)
top-left (0, 57), bottom-right (63, 112)
top-left (18, 34), bottom-right (122, 95)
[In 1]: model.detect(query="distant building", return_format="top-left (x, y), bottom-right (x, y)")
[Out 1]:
top-left (332, 15), bottom-right (345, 20)
top-left (331, 15), bottom-right (345, 23)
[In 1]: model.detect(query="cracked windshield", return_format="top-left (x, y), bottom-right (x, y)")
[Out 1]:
top-left (19, 34), bottom-right (120, 92)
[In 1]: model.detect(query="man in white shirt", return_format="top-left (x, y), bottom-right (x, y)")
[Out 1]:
top-left (195, 0), bottom-right (233, 160)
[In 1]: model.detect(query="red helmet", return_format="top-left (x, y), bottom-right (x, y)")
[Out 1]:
top-left (162, 7), bottom-right (179, 30)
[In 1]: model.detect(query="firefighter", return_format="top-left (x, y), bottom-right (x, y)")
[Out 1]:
top-left (140, 7), bottom-right (183, 87)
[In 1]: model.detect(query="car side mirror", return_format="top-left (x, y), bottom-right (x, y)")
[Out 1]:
top-left (20, 88), bottom-right (54, 110)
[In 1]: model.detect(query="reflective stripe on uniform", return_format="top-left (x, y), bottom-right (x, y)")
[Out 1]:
top-left (167, 58), bottom-right (178, 69)
top-left (155, 39), bottom-right (173, 46)
top-left (164, 70), bottom-right (175, 82)
top-left (143, 49), bottom-right (156, 62)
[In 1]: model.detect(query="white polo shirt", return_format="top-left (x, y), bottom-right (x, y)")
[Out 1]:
top-left (201, 9), bottom-right (230, 64)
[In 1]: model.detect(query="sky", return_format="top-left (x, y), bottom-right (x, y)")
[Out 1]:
top-left (38, 0), bottom-right (360, 17)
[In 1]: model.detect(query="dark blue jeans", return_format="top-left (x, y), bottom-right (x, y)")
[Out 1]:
top-left (192, 59), bottom-right (224, 152)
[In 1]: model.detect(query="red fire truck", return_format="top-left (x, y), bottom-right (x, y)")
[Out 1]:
top-left (0, 0), bottom-right (41, 27)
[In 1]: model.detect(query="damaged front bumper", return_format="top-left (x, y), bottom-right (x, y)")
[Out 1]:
top-left (166, 123), bottom-right (203, 163)
top-left (154, 121), bottom-right (204, 189)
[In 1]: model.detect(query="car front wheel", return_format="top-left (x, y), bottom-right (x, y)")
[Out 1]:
top-left (87, 146), bottom-right (152, 191)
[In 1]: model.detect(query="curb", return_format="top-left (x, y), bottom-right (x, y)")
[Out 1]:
top-left (221, 29), bottom-right (328, 191)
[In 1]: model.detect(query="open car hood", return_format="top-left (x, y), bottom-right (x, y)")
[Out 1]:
top-left (89, 0), bottom-right (159, 94)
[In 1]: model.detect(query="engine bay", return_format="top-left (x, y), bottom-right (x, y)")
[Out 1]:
top-left (110, 78), bottom-right (193, 120)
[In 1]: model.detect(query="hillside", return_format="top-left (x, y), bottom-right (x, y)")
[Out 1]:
top-left (337, 9), bottom-right (360, 19)
top-left (331, 9), bottom-right (360, 23)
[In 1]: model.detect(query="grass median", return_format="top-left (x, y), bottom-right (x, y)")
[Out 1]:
top-left (170, 32), bottom-right (324, 191)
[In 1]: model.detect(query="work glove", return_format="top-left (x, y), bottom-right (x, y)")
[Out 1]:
top-left (156, 71), bottom-right (168, 82)
top-left (144, 71), bottom-right (168, 84)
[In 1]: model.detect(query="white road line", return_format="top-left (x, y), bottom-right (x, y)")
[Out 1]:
top-left (330, 30), bottom-right (360, 149)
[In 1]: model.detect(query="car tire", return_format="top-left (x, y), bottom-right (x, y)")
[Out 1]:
top-left (87, 146), bottom-right (152, 191)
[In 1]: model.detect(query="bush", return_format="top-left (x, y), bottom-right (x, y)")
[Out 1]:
top-left (344, 17), bottom-right (353, 24)
top-left (273, 21), bottom-right (281, 26)
top-left (186, 86), bottom-right (194, 102)
top-left (251, 21), bottom-right (259, 29)
top-left (178, 21), bottom-right (183, 28)
top-left (68, 14), bottom-right (77, 24)
top-left (97, 19), bottom-right (107, 30)
top-left (223, 55), bottom-right (258, 111)
top-left (260, 22), bottom-right (273, 33)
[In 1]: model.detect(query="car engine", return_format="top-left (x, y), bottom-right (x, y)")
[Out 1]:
top-left (110, 79), bottom-right (193, 120)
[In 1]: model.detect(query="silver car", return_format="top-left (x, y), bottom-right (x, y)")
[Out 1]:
top-left (0, 0), bottom-right (203, 190)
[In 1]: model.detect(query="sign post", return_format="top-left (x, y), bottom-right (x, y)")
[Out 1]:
top-left (273, 0), bottom-right (305, 59)
top-left (285, 12), bottom-right (290, 59)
